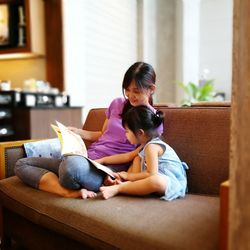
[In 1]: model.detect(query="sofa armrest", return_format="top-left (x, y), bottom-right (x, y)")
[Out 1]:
top-left (0, 140), bottom-right (36, 179)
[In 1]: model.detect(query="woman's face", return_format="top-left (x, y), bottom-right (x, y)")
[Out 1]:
top-left (124, 80), bottom-right (154, 107)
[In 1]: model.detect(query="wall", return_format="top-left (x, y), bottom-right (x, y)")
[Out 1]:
top-left (155, 0), bottom-right (176, 103)
top-left (175, 0), bottom-right (233, 103)
top-left (142, 0), bottom-right (176, 104)
top-left (0, 1), bottom-right (233, 107)
top-left (0, 58), bottom-right (46, 89)
top-left (175, 0), bottom-right (200, 104)
top-left (62, 0), bottom-right (177, 109)
top-left (137, 0), bottom-right (233, 105)
top-left (199, 0), bottom-right (233, 100)
top-left (62, 0), bottom-right (138, 110)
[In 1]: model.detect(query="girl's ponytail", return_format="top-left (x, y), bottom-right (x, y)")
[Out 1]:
top-left (153, 110), bottom-right (164, 129)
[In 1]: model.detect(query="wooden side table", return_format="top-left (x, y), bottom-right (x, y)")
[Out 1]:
top-left (220, 180), bottom-right (229, 250)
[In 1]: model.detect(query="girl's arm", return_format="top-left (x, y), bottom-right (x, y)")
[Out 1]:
top-left (96, 145), bottom-right (143, 165)
top-left (120, 144), bottom-right (162, 181)
top-left (127, 155), bottom-right (141, 173)
top-left (68, 119), bottom-right (108, 142)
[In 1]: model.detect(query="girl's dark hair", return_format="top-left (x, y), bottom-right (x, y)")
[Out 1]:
top-left (122, 105), bottom-right (164, 138)
top-left (121, 62), bottom-right (156, 117)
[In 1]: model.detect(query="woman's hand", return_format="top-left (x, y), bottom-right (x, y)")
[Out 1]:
top-left (68, 126), bottom-right (81, 135)
top-left (68, 127), bottom-right (103, 142)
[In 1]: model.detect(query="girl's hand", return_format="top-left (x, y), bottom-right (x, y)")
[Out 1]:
top-left (119, 171), bottom-right (129, 180)
top-left (103, 175), bottom-right (116, 186)
top-left (103, 173), bottom-right (122, 186)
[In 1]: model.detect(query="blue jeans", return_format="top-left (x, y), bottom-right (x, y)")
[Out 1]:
top-left (15, 156), bottom-right (105, 192)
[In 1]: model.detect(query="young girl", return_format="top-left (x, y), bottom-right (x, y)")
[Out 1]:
top-left (100, 105), bottom-right (188, 201)
top-left (15, 62), bottom-right (163, 199)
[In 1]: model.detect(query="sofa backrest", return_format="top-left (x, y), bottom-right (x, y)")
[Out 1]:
top-left (83, 106), bottom-right (230, 195)
top-left (82, 108), bottom-right (107, 148)
top-left (158, 107), bottom-right (230, 195)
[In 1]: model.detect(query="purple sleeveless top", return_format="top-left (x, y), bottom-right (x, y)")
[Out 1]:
top-left (87, 97), bottom-right (163, 169)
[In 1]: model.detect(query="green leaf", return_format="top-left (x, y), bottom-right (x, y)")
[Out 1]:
top-left (176, 79), bottom-right (216, 104)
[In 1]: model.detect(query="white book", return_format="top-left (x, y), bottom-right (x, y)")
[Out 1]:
top-left (51, 121), bottom-right (115, 179)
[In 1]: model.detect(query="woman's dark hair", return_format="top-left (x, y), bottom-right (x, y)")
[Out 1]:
top-left (121, 62), bottom-right (156, 117)
top-left (122, 105), bottom-right (164, 138)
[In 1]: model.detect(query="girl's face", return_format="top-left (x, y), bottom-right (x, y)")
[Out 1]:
top-left (124, 80), bottom-right (155, 107)
top-left (125, 126), bottom-right (140, 145)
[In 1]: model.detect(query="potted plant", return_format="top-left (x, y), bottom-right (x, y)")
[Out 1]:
top-left (176, 79), bottom-right (216, 106)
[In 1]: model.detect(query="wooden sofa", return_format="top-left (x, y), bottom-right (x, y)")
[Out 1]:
top-left (0, 106), bottom-right (230, 250)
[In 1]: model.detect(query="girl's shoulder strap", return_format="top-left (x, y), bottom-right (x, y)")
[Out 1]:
top-left (143, 137), bottom-right (166, 151)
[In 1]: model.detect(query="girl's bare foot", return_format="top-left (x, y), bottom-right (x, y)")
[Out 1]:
top-left (100, 185), bottom-right (119, 199)
top-left (80, 189), bottom-right (97, 199)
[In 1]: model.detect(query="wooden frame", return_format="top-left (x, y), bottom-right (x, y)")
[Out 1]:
top-left (44, 0), bottom-right (64, 92)
top-left (0, 139), bottom-right (35, 179)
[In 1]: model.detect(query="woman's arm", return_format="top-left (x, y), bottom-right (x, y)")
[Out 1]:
top-left (68, 118), bottom-right (108, 142)
top-left (120, 144), bottom-right (162, 181)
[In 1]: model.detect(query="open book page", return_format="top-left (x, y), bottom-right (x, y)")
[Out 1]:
top-left (51, 121), bottom-right (115, 178)
top-left (87, 158), bottom-right (115, 178)
top-left (52, 121), bottom-right (88, 157)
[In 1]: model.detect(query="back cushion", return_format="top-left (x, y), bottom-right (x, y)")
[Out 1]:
top-left (82, 108), bottom-right (106, 148)
top-left (159, 107), bottom-right (230, 195)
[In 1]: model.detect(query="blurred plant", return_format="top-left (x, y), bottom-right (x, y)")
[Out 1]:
top-left (176, 79), bottom-right (216, 106)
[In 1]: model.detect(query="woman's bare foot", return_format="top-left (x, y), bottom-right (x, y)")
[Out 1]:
top-left (80, 189), bottom-right (97, 199)
top-left (100, 185), bottom-right (119, 199)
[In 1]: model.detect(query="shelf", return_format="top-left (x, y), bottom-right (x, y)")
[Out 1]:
top-left (0, 0), bottom-right (45, 60)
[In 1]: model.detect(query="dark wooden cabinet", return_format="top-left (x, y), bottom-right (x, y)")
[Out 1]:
top-left (0, 107), bottom-right (82, 141)
top-left (0, 107), bottom-right (15, 140)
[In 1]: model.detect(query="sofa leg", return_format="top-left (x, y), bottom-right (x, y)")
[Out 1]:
top-left (0, 205), bottom-right (11, 249)
top-left (0, 235), bottom-right (12, 250)
top-left (1, 239), bottom-right (27, 250)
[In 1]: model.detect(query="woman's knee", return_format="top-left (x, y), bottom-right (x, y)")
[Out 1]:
top-left (14, 157), bottom-right (47, 189)
top-left (15, 157), bottom-right (26, 167)
top-left (59, 156), bottom-right (104, 191)
top-left (59, 156), bottom-right (90, 189)
top-left (60, 156), bottom-right (90, 176)
top-left (15, 157), bottom-right (31, 175)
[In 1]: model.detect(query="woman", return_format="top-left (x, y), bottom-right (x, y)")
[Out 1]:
top-left (15, 62), bottom-right (163, 199)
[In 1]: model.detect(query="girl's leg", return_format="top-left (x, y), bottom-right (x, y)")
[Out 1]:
top-left (100, 175), bottom-right (167, 199)
top-left (15, 157), bottom-right (83, 198)
top-left (59, 156), bottom-right (106, 192)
